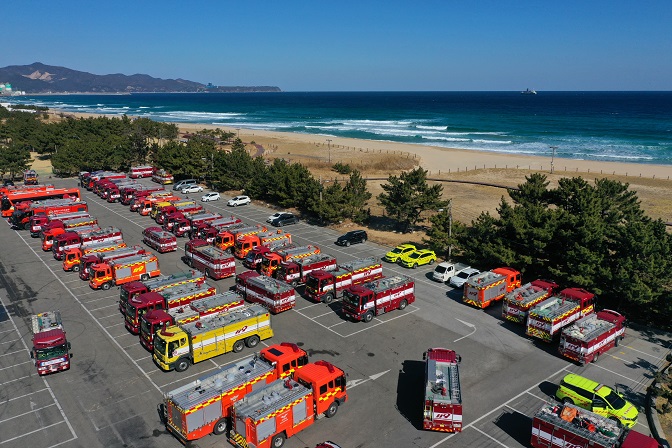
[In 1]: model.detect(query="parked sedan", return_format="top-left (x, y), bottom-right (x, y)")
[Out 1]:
top-left (181, 185), bottom-right (203, 194)
top-left (399, 249), bottom-right (437, 269)
top-left (227, 195), bottom-right (251, 207)
top-left (271, 213), bottom-right (299, 227)
top-left (449, 268), bottom-right (481, 289)
top-left (201, 192), bottom-right (220, 202)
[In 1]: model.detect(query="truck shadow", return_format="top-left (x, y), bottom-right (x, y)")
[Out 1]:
top-left (396, 360), bottom-right (425, 430)
top-left (493, 409), bottom-right (533, 447)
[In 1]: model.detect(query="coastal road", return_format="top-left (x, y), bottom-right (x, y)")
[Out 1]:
top-left (0, 176), bottom-right (669, 448)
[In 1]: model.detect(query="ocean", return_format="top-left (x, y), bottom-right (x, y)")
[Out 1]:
top-left (8, 91), bottom-right (672, 165)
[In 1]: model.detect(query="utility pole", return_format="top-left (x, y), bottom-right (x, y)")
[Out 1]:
top-left (326, 139), bottom-right (332, 164)
top-left (549, 146), bottom-right (558, 174)
top-left (448, 199), bottom-right (453, 260)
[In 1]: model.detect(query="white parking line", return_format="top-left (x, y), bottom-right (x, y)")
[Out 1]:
top-left (0, 360), bottom-right (32, 371)
top-left (0, 421), bottom-right (66, 445)
top-left (624, 344), bottom-right (671, 362)
top-left (339, 307), bottom-right (420, 338)
top-left (471, 426), bottom-right (509, 447)
top-left (1, 388), bottom-right (48, 403)
top-left (0, 403), bottom-right (56, 424)
top-left (590, 363), bottom-right (641, 384)
top-left (0, 349), bottom-right (25, 357)
top-left (0, 375), bottom-right (31, 386)
top-left (0, 338), bottom-right (19, 345)
top-left (89, 303), bottom-right (118, 312)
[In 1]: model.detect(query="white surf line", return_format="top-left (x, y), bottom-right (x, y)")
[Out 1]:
top-left (0, 295), bottom-right (77, 443)
top-left (428, 364), bottom-right (570, 448)
top-left (13, 232), bottom-right (164, 394)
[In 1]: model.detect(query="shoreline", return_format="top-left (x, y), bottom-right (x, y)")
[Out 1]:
top-left (54, 111), bottom-right (672, 179)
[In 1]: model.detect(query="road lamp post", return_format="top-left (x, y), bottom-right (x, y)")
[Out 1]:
top-left (549, 146), bottom-right (558, 174)
top-left (326, 139), bottom-right (332, 164)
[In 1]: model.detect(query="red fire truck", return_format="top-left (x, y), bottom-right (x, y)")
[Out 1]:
top-left (129, 165), bottom-right (155, 179)
top-left (170, 212), bottom-right (222, 238)
top-left (304, 256), bottom-right (383, 304)
top-left (30, 311), bottom-right (72, 375)
top-left (84, 171), bottom-right (126, 190)
top-left (342, 275), bottom-right (415, 323)
top-left (157, 202), bottom-right (203, 226)
top-left (233, 229), bottom-right (292, 259)
top-left (120, 185), bottom-right (164, 205)
top-left (125, 282), bottom-right (217, 334)
top-left (23, 169), bottom-right (38, 185)
top-left (463, 267), bottom-right (522, 309)
top-left (184, 239), bottom-right (236, 280)
top-left (10, 198), bottom-right (87, 230)
top-left (242, 242), bottom-right (295, 271)
top-left (30, 210), bottom-right (91, 237)
top-left (106, 182), bottom-right (144, 203)
top-left (502, 279), bottom-right (559, 324)
top-left (558, 310), bottom-right (626, 365)
top-left (235, 271), bottom-right (296, 314)
top-left (152, 168), bottom-right (174, 185)
top-left (526, 288), bottom-right (596, 342)
top-left (275, 253), bottom-right (337, 286)
top-left (423, 347), bottom-right (463, 432)
top-left (132, 192), bottom-right (178, 213)
top-left (40, 217), bottom-right (98, 250)
top-left (89, 253), bottom-right (161, 290)
top-left (214, 224), bottom-right (268, 253)
top-left (140, 291), bottom-right (245, 351)
top-left (229, 360), bottom-right (348, 448)
top-left (160, 342), bottom-right (309, 444)
top-left (195, 216), bottom-right (243, 242)
top-left (119, 270), bottom-right (205, 314)
top-left (74, 245), bottom-right (145, 278)
top-left (142, 226), bottom-right (177, 253)
top-left (259, 244), bottom-right (320, 277)
top-left (61, 241), bottom-right (128, 272)
top-left (530, 403), bottom-right (659, 448)
top-left (46, 224), bottom-right (101, 253)
top-left (52, 226), bottom-right (123, 260)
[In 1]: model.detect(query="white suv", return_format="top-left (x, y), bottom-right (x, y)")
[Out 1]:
top-left (449, 268), bottom-right (481, 289)
top-left (201, 192), bottom-right (220, 202)
top-left (227, 195), bottom-right (251, 207)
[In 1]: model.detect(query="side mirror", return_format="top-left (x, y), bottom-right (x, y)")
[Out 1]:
top-left (30, 352), bottom-right (34, 359)
top-left (67, 342), bottom-right (71, 350)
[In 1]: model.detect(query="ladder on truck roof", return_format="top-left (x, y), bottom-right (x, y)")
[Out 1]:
top-left (534, 403), bottom-right (622, 446)
top-left (248, 275), bottom-right (294, 294)
top-left (364, 275), bottom-right (411, 293)
top-left (340, 256), bottom-right (377, 272)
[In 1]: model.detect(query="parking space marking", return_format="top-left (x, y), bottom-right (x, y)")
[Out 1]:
top-left (0, 295), bottom-right (77, 444)
top-left (625, 344), bottom-right (670, 361)
top-left (526, 391), bottom-right (551, 404)
top-left (471, 426), bottom-right (509, 447)
top-left (590, 363), bottom-right (641, 384)
top-left (0, 360), bottom-right (32, 371)
top-left (0, 338), bottom-right (20, 345)
top-left (89, 303), bottom-right (118, 312)
top-left (0, 421), bottom-right (66, 446)
top-left (0, 375), bottom-right (32, 386)
top-left (339, 306), bottom-right (420, 338)
top-left (0, 403), bottom-right (57, 424)
top-left (0, 349), bottom-right (25, 358)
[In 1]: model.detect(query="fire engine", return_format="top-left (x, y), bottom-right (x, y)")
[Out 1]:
top-left (235, 271), bottom-right (296, 314)
top-left (120, 185), bottom-right (164, 205)
top-left (40, 217), bottom-right (98, 250)
top-left (530, 402), bottom-right (659, 448)
top-left (159, 342), bottom-right (309, 444)
top-left (558, 310), bottom-right (626, 365)
top-left (304, 256), bottom-right (383, 304)
top-left (526, 288), bottom-right (596, 342)
top-left (157, 202), bottom-right (203, 226)
top-left (196, 216), bottom-right (243, 242)
top-left (152, 168), bottom-right (174, 185)
top-left (274, 253), bottom-right (337, 286)
top-left (229, 360), bottom-right (348, 448)
top-left (259, 244), bottom-right (320, 277)
top-left (61, 240), bottom-right (127, 270)
top-left (1, 186), bottom-right (81, 217)
top-left (463, 267), bottom-right (522, 309)
top-left (142, 226), bottom-right (177, 253)
top-left (52, 226), bottom-right (123, 260)
top-left (125, 281), bottom-right (217, 334)
top-left (89, 253), bottom-right (161, 290)
top-left (23, 169), bottom-right (38, 185)
top-left (342, 275), bottom-right (415, 323)
top-left (134, 192), bottom-right (180, 214)
top-left (423, 347), bottom-right (462, 432)
top-left (233, 229), bottom-right (292, 259)
top-left (30, 210), bottom-right (91, 237)
top-left (97, 178), bottom-right (135, 199)
top-left (106, 182), bottom-right (144, 202)
top-left (154, 200), bottom-right (196, 223)
top-left (170, 211), bottom-right (221, 237)
top-left (10, 198), bottom-right (87, 230)
top-left (87, 172), bottom-right (126, 191)
top-left (30, 311), bottom-right (71, 375)
top-left (119, 270), bottom-right (205, 313)
top-left (183, 239), bottom-right (236, 280)
top-left (215, 224), bottom-right (268, 253)
top-left (242, 242), bottom-right (295, 271)
top-left (47, 224), bottom-right (102, 254)
top-left (129, 165), bottom-right (155, 179)
top-left (140, 291), bottom-right (245, 351)
top-left (502, 279), bottom-right (559, 324)
top-left (153, 304), bottom-right (274, 372)
top-left (73, 245), bottom-right (144, 278)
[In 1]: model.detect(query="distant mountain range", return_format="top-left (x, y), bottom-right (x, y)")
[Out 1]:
top-left (0, 62), bottom-right (281, 93)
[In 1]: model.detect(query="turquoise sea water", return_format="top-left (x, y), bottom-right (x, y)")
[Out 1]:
top-left (7, 91), bottom-right (672, 165)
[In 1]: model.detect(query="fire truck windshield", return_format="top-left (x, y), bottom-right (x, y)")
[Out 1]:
top-left (305, 275), bottom-right (319, 291)
top-left (140, 318), bottom-right (151, 337)
top-left (35, 344), bottom-right (67, 360)
top-left (1, 198), bottom-right (11, 211)
top-left (154, 336), bottom-right (167, 357)
top-left (126, 302), bottom-right (138, 319)
top-left (342, 290), bottom-right (360, 307)
top-left (245, 253), bottom-right (255, 264)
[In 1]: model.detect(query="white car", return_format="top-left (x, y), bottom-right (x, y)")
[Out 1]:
top-left (181, 185), bottom-right (203, 194)
top-left (227, 195), bottom-right (251, 207)
top-left (449, 268), bottom-right (481, 289)
top-left (201, 192), bottom-right (220, 202)
top-left (267, 212), bottom-right (285, 223)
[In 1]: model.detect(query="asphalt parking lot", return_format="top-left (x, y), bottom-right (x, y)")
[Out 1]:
top-left (0, 177), bottom-right (670, 448)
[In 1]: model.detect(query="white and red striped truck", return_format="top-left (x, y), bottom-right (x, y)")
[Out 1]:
top-left (558, 310), bottom-right (626, 365)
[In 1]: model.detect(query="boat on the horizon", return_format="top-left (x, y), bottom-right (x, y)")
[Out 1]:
top-left (521, 88), bottom-right (537, 95)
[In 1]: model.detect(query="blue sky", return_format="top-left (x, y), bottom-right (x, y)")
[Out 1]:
top-left (3, 1), bottom-right (671, 91)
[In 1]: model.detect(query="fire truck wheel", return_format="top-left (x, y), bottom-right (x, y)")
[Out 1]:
top-left (206, 269), bottom-right (212, 279)
top-left (175, 358), bottom-right (190, 372)
top-left (271, 433), bottom-right (286, 448)
top-left (323, 293), bottom-right (334, 304)
top-left (213, 417), bottom-right (227, 435)
top-left (140, 274), bottom-right (149, 281)
top-left (24, 223), bottom-right (31, 231)
top-left (246, 335), bottom-right (260, 348)
top-left (101, 282), bottom-right (111, 291)
top-left (398, 299), bottom-right (408, 310)
top-left (325, 402), bottom-right (339, 418)
top-left (232, 340), bottom-right (246, 353)
top-left (363, 311), bottom-right (374, 323)
top-left (72, 265), bottom-right (80, 272)
top-left (615, 336), bottom-right (620, 347)
top-left (592, 352), bottom-right (599, 363)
